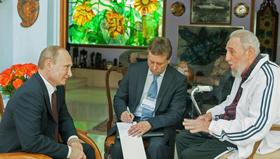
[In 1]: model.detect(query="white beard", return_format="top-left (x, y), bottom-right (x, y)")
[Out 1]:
top-left (231, 61), bottom-right (247, 78)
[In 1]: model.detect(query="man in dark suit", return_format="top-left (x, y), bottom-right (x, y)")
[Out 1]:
top-left (0, 46), bottom-right (94, 159)
top-left (110, 37), bottom-right (187, 159)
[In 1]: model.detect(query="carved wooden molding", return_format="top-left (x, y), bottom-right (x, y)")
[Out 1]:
top-left (250, 0), bottom-right (256, 32)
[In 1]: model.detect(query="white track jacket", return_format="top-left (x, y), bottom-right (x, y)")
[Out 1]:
top-left (208, 54), bottom-right (280, 158)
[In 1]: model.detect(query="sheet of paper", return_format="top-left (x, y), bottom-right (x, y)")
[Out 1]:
top-left (117, 122), bottom-right (147, 159)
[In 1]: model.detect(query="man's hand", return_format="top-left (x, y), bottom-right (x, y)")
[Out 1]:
top-left (183, 116), bottom-right (211, 133)
top-left (68, 138), bottom-right (83, 151)
top-left (120, 111), bottom-right (134, 123)
top-left (69, 146), bottom-right (86, 159)
top-left (128, 121), bottom-right (151, 137)
top-left (197, 112), bottom-right (212, 121)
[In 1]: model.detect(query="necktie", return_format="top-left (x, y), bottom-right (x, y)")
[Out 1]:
top-left (147, 75), bottom-right (158, 99)
top-left (51, 91), bottom-right (59, 142)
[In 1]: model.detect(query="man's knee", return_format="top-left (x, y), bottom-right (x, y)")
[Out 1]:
top-left (175, 131), bottom-right (185, 143)
top-left (147, 139), bottom-right (169, 159)
top-left (179, 149), bottom-right (197, 159)
top-left (148, 140), bottom-right (168, 152)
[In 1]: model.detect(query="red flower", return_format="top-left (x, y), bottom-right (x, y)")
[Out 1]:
top-left (12, 79), bottom-right (24, 90)
top-left (25, 63), bottom-right (38, 77)
top-left (0, 68), bottom-right (12, 87)
top-left (0, 63), bottom-right (38, 96)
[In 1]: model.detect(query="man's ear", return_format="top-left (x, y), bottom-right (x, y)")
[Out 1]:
top-left (247, 47), bottom-right (256, 59)
top-left (45, 58), bottom-right (52, 71)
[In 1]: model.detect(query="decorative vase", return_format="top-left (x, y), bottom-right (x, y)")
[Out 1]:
top-left (2, 94), bottom-right (9, 108)
top-left (0, 93), bottom-right (9, 117)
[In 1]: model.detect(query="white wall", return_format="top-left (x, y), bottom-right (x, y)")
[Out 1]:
top-left (0, 0), bottom-right (60, 71)
top-left (0, 1), bottom-right (13, 71)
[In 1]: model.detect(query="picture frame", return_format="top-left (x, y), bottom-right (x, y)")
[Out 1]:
top-left (190, 0), bottom-right (232, 25)
top-left (177, 25), bottom-right (243, 74)
top-left (66, 0), bottom-right (166, 48)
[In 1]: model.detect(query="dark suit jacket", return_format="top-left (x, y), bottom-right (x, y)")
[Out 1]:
top-left (111, 62), bottom-right (187, 140)
top-left (0, 73), bottom-right (76, 159)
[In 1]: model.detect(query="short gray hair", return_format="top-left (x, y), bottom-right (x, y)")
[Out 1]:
top-left (229, 29), bottom-right (260, 56)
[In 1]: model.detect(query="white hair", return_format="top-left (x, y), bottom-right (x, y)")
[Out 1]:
top-left (229, 30), bottom-right (260, 56)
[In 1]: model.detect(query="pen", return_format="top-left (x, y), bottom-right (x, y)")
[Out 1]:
top-left (126, 106), bottom-right (131, 115)
top-left (127, 107), bottom-right (136, 124)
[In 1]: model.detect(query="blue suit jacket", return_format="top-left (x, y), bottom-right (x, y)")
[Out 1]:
top-left (0, 73), bottom-right (76, 158)
top-left (111, 62), bottom-right (187, 140)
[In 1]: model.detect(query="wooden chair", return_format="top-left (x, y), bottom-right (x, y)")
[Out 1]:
top-left (218, 124), bottom-right (280, 159)
top-left (0, 94), bottom-right (102, 159)
top-left (104, 66), bottom-right (127, 159)
top-left (0, 93), bottom-right (4, 118)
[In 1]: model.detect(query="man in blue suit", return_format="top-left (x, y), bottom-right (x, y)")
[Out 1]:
top-left (110, 37), bottom-right (188, 159)
top-left (0, 46), bottom-right (94, 159)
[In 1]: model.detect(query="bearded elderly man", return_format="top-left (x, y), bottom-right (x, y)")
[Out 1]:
top-left (109, 37), bottom-right (187, 159)
top-left (176, 30), bottom-right (280, 159)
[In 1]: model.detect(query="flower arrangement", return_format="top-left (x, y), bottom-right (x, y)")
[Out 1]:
top-left (0, 63), bottom-right (38, 97)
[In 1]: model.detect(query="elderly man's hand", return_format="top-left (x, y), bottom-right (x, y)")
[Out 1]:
top-left (128, 121), bottom-right (152, 137)
top-left (197, 112), bottom-right (212, 121)
top-left (183, 116), bottom-right (211, 133)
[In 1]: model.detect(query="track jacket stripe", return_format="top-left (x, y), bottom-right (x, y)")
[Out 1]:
top-left (213, 63), bottom-right (274, 141)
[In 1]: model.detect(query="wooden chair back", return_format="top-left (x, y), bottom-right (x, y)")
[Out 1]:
top-left (0, 93), bottom-right (4, 116)
top-left (104, 66), bottom-right (127, 159)
top-left (105, 66), bottom-right (127, 130)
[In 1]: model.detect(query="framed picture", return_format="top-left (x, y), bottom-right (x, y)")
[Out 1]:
top-left (67, 0), bottom-right (166, 48)
top-left (177, 25), bottom-right (243, 74)
top-left (190, 0), bottom-right (232, 25)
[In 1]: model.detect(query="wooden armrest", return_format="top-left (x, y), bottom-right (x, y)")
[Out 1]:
top-left (247, 124), bottom-right (280, 159)
top-left (76, 129), bottom-right (102, 159)
top-left (271, 124), bottom-right (280, 131)
top-left (0, 152), bottom-right (51, 159)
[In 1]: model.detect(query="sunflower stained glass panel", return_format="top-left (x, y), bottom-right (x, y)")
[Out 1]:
top-left (67, 0), bottom-right (165, 48)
